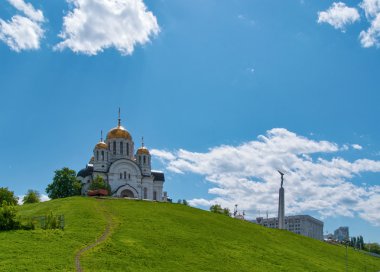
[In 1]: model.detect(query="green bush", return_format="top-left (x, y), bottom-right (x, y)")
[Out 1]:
top-left (43, 212), bottom-right (60, 230)
top-left (89, 175), bottom-right (111, 194)
top-left (0, 201), bottom-right (20, 230)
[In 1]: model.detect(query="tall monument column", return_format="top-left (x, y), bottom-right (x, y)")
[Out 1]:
top-left (277, 171), bottom-right (285, 230)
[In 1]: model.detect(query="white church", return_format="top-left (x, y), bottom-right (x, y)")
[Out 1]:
top-left (77, 113), bottom-right (166, 201)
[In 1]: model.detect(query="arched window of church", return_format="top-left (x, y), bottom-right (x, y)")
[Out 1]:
top-left (96, 151), bottom-right (99, 161)
top-left (153, 191), bottom-right (157, 201)
top-left (144, 187), bottom-right (147, 199)
top-left (143, 156), bottom-right (146, 164)
top-left (127, 142), bottom-right (129, 156)
top-left (113, 141), bottom-right (116, 155)
top-left (101, 151), bottom-right (104, 161)
top-left (120, 142), bottom-right (123, 154)
top-left (124, 171), bottom-right (126, 179)
top-left (120, 173), bottom-right (122, 179)
top-left (128, 173), bottom-right (131, 180)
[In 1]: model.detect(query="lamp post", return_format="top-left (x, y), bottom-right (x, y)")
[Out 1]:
top-left (344, 239), bottom-right (349, 272)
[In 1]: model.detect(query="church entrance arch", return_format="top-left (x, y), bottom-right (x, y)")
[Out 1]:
top-left (121, 189), bottom-right (135, 198)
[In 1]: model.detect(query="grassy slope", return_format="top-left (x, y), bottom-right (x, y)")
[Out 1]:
top-left (1, 197), bottom-right (379, 271)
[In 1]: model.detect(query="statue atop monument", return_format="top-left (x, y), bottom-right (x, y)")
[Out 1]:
top-left (278, 170), bottom-right (284, 188)
top-left (277, 170), bottom-right (285, 230)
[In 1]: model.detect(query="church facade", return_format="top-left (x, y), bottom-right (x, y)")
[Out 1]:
top-left (77, 115), bottom-right (166, 201)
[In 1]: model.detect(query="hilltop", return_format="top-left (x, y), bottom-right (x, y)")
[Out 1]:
top-left (0, 197), bottom-right (379, 271)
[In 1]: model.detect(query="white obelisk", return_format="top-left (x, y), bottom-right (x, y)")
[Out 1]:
top-left (278, 171), bottom-right (285, 230)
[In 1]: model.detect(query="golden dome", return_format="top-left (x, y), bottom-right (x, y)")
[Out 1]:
top-left (95, 141), bottom-right (108, 149)
top-left (137, 146), bottom-right (150, 155)
top-left (106, 125), bottom-right (132, 140)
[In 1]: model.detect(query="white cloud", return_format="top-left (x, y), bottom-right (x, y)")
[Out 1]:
top-left (0, 0), bottom-right (44, 52)
top-left (55, 0), bottom-right (160, 56)
top-left (153, 128), bottom-right (380, 226)
top-left (359, 0), bottom-right (380, 48)
top-left (352, 144), bottom-right (363, 150)
top-left (360, 0), bottom-right (380, 18)
top-left (7, 0), bottom-right (44, 22)
top-left (359, 13), bottom-right (380, 47)
top-left (317, 2), bottom-right (360, 31)
top-left (150, 149), bottom-right (176, 161)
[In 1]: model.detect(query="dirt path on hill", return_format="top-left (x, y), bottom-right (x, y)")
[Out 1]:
top-left (75, 199), bottom-right (113, 272)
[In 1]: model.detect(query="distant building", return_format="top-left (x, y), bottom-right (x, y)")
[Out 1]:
top-left (333, 226), bottom-right (349, 242)
top-left (253, 215), bottom-right (324, 240)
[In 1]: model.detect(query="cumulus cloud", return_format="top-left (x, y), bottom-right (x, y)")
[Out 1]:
top-left (7, 0), bottom-right (44, 22)
top-left (359, 13), bottom-right (380, 47)
top-left (317, 2), bottom-right (360, 31)
top-left (317, 0), bottom-right (380, 48)
top-left (359, 0), bottom-right (380, 47)
top-left (55, 0), bottom-right (160, 55)
top-left (152, 128), bottom-right (380, 227)
top-left (0, 0), bottom-right (44, 52)
top-left (352, 144), bottom-right (363, 150)
top-left (360, 0), bottom-right (380, 18)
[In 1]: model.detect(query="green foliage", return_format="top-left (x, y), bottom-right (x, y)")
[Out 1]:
top-left (223, 207), bottom-right (231, 216)
top-left (350, 235), bottom-right (364, 250)
top-left (0, 197), bottom-right (379, 271)
top-left (43, 212), bottom-right (60, 230)
top-left (182, 199), bottom-right (189, 206)
top-left (364, 243), bottom-right (380, 254)
top-left (0, 201), bottom-right (20, 230)
top-left (89, 175), bottom-right (111, 194)
top-left (0, 187), bottom-right (18, 206)
top-left (22, 190), bottom-right (41, 204)
top-left (210, 204), bottom-right (230, 216)
top-left (46, 167), bottom-right (81, 199)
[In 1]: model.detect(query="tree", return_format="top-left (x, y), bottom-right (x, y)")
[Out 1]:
top-left (182, 199), bottom-right (189, 206)
top-left (223, 208), bottom-right (231, 216)
top-left (210, 204), bottom-right (231, 217)
top-left (210, 204), bottom-right (223, 214)
top-left (22, 190), bottom-right (41, 204)
top-left (46, 167), bottom-right (81, 199)
top-left (89, 175), bottom-right (111, 194)
top-left (0, 187), bottom-right (18, 206)
top-left (0, 201), bottom-right (20, 230)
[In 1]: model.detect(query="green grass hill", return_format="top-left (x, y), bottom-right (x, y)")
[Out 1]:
top-left (0, 197), bottom-right (379, 271)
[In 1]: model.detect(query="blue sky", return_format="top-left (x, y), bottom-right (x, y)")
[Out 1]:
top-left (1, 0), bottom-right (380, 243)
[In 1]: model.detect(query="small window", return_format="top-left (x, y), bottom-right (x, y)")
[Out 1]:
top-left (139, 156), bottom-right (141, 164)
top-left (124, 171), bottom-right (126, 179)
top-left (153, 191), bottom-right (157, 201)
top-left (96, 151), bottom-right (99, 161)
top-left (101, 151), bottom-right (104, 161)
top-left (143, 156), bottom-right (146, 164)
top-left (127, 142), bottom-right (129, 156)
top-left (144, 187), bottom-right (147, 199)
top-left (120, 142), bottom-right (123, 154)
top-left (113, 141), bottom-right (116, 155)
top-left (120, 173), bottom-right (122, 179)
top-left (128, 174), bottom-right (131, 180)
